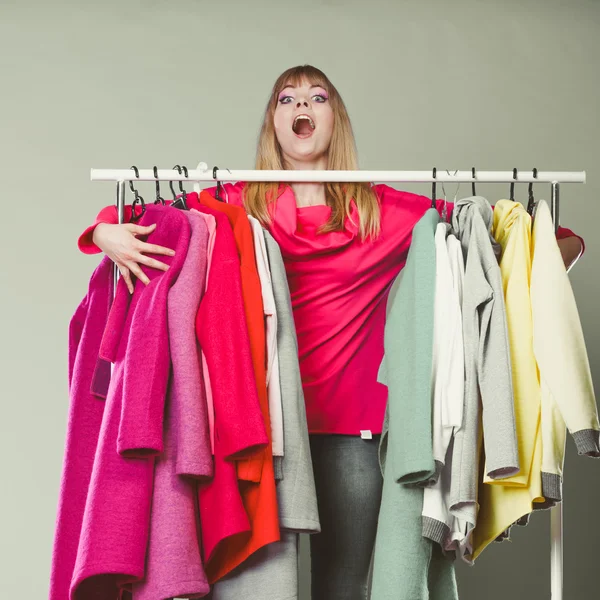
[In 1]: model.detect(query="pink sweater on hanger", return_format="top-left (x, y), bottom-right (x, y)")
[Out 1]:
top-left (49, 257), bottom-right (113, 600)
top-left (132, 211), bottom-right (212, 600)
top-left (71, 205), bottom-right (191, 599)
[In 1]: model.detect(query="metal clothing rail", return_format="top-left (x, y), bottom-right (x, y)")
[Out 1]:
top-left (94, 166), bottom-right (585, 600)
top-left (91, 166), bottom-right (586, 184)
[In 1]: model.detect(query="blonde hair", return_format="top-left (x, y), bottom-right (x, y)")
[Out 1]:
top-left (244, 65), bottom-right (381, 240)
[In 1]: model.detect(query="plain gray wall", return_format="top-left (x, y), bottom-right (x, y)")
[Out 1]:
top-left (1, 0), bottom-right (598, 598)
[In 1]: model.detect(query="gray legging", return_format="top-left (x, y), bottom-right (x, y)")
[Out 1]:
top-left (309, 434), bottom-right (383, 600)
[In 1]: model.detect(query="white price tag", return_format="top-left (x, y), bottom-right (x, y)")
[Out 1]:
top-left (360, 430), bottom-right (373, 440)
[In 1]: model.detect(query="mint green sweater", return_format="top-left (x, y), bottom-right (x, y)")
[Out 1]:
top-left (371, 209), bottom-right (458, 600)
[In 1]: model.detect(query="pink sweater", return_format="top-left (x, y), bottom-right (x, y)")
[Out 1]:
top-left (49, 257), bottom-right (113, 600)
top-left (132, 211), bottom-right (211, 600)
top-left (71, 205), bottom-right (191, 599)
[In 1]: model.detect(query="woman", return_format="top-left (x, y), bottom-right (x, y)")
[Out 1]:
top-left (80, 65), bottom-right (584, 599)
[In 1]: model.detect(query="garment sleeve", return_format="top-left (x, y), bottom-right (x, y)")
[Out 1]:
top-left (101, 209), bottom-right (191, 458)
top-left (77, 204), bottom-right (142, 254)
top-left (555, 226), bottom-right (585, 256)
top-left (388, 218), bottom-right (437, 485)
top-left (476, 220), bottom-right (520, 479)
top-left (532, 203), bottom-right (600, 456)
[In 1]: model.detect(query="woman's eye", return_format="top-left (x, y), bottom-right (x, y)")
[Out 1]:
top-left (278, 94), bottom-right (328, 104)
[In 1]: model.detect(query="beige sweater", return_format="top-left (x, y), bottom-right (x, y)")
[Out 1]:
top-left (531, 199), bottom-right (600, 505)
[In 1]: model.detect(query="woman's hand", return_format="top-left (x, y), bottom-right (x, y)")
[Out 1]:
top-left (92, 223), bottom-right (175, 294)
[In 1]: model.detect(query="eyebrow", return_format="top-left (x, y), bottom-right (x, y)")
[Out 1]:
top-left (280, 84), bottom-right (325, 91)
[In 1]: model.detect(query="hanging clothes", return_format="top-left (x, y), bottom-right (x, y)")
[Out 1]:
top-left (131, 210), bottom-right (211, 600)
top-left (472, 199), bottom-right (545, 560)
top-left (449, 196), bottom-right (519, 562)
top-left (210, 231), bottom-right (321, 600)
top-left (531, 200), bottom-right (600, 500)
top-left (71, 205), bottom-right (191, 599)
top-left (77, 184), bottom-right (581, 441)
top-left (248, 215), bottom-right (285, 478)
top-left (49, 257), bottom-right (113, 600)
top-left (190, 192), bottom-right (281, 583)
top-left (188, 200), bottom-right (273, 583)
top-left (198, 192), bottom-right (273, 481)
top-left (371, 208), bottom-right (458, 600)
top-left (422, 225), bottom-right (465, 550)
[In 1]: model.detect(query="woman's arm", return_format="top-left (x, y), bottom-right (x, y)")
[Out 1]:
top-left (557, 236), bottom-right (584, 271)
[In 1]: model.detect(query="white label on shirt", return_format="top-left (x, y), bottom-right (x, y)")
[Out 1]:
top-left (360, 430), bottom-right (373, 440)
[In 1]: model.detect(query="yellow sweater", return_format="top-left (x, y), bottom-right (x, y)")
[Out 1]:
top-left (473, 200), bottom-right (544, 559)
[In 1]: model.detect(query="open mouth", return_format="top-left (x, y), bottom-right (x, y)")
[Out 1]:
top-left (292, 114), bottom-right (316, 138)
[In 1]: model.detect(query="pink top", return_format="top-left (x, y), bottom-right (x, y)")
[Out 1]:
top-left (204, 183), bottom-right (442, 434)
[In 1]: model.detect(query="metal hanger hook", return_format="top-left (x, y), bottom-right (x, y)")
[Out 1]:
top-left (431, 167), bottom-right (437, 208)
top-left (129, 165), bottom-right (145, 222)
top-left (472, 167), bottom-right (476, 196)
top-left (213, 166), bottom-right (233, 202)
top-left (510, 167), bottom-right (518, 201)
top-left (153, 166), bottom-right (165, 205)
top-left (527, 168), bottom-right (538, 214)
top-left (441, 170), bottom-right (460, 222)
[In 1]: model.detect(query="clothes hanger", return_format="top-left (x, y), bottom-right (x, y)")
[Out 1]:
top-left (169, 165), bottom-right (189, 210)
top-left (193, 161), bottom-right (209, 196)
top-left (431, 167), bottom-right (437, 208)
top-left (440, 169), bottom-right (460, 223)
top-left (472, 166), bottom-right (477, 197)
top-left (510, 167), bottom-right (518, 201)
top-left (129, 165), bottom-right (146, 222)
top-left (211, 166), bottom-right (233, 202)
top-left (213, 166), bottom-right (223, 201)
top-left (526, 168), bottom-right (538, 215)
top-left (153, 166), bottom-right (166, 205)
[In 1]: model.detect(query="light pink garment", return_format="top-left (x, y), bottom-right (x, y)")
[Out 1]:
top-left (132, 211), bottom-right (211, 600)
top-left (191, 208), bottom-right (217, 455)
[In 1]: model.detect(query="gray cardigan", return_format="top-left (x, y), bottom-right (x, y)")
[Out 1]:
top-left (263, 230), bottom-right (321, 534)
top-left (449, 196), bottom-right (519, 560)
top-left (210, 232), bottom-right (320, 600)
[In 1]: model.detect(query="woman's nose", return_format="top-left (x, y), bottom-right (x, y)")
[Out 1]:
top-left (296, 100), bottom-right (309, 108)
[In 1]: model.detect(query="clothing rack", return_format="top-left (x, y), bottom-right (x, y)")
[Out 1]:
top-left (91, 165), bottom-right (587, 600)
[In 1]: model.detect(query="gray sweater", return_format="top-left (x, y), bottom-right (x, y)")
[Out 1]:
top-left (263, 230), bottom-right (321, 534)
top-left (449, 197), bottom-right (519, 560)
top-left (210, 233), bottom-right (320, 600)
